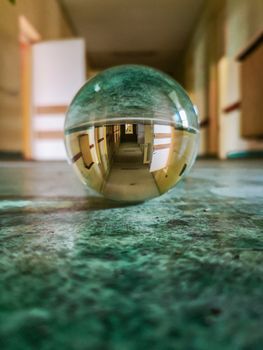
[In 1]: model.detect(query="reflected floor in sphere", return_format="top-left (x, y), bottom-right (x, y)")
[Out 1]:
top-left (65, 122), bottom-right (198, 201)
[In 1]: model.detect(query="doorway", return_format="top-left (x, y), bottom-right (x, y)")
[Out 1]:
top-left (120, 124), bottom-right (137, 143)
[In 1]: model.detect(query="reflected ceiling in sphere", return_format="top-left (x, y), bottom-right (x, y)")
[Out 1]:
top-left (64, 65), bottom-right (199, 202)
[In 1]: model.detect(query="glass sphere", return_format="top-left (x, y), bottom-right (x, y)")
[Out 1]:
top-left (64, 65), bottom-right (199, 202)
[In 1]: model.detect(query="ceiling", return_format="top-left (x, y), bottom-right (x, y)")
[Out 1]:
top-left (60, 0), bottom-right (206, 72)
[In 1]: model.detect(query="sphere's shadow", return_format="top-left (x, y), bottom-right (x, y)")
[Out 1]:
top-left (0, 194), bottom-right (143, 217)
top-left (79, 195), bottom-right (144, 211)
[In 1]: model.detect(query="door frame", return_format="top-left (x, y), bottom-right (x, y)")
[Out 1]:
top-left (19, 15), bottom-right (41, 159)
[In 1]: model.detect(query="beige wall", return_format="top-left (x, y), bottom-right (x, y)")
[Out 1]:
top-left (179, 0), bottom-right (263, 158)
top-left (179, 0), bottom-right (224, 156)
top-left (0, 0), bottom-right (73, 153)
top-left (226, 0), bottom-right (263, 57)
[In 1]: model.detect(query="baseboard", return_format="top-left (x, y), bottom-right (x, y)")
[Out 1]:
top-left (227, 150), bottom-right (263, 159)
top-left (0, 151), bottom-right (24, 160)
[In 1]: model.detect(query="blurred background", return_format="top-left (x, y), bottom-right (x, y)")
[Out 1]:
top-left (0, 0), bottom-right (262, 161)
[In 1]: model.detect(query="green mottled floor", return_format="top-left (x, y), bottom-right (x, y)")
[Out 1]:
top-left (0, 160), bottom-right (262, 350)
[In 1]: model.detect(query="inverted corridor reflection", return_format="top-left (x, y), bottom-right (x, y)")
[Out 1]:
top-left (65, 122), bottom-right (197, 201)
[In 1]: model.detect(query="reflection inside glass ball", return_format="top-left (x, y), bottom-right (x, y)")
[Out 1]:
top-left (64, 65), bottom-right (199, 202)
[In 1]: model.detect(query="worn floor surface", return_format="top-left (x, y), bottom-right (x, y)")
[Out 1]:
top-left (0, 160), bottom-right (262, 350)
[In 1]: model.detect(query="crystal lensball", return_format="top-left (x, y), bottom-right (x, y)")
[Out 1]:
top-left (64, 65), bottom-right (199, 202)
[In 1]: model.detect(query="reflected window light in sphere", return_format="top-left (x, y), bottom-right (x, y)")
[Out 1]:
top-left (64, 65), bottom-right (199, 202)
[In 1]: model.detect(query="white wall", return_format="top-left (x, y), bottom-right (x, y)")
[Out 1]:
top-left (32, 39), bottom-right (86, 160)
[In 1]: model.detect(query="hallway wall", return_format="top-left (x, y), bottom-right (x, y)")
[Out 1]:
top-left (0, 0), bottom-right (73, 153)
top-left (180, 0), bottom-right (263, 158)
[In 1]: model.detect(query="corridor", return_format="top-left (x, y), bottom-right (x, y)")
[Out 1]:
top-left (102, 142), bottom-right (159, 201)
top-left (1, 0), bottom-right (263, 349)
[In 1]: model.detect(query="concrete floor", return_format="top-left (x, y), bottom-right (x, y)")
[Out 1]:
top-left (0, 160), bottom-right (263, 350)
